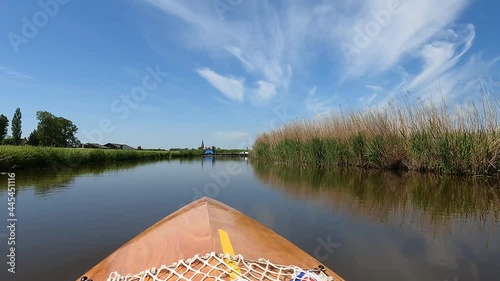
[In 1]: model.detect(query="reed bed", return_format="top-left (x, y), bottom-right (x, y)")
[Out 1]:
top-left (0, 146), bottom-right (199, 170)
top-left (254, 98), bottom-right (500, 176)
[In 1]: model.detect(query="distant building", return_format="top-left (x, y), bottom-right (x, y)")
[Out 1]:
top-left (83, 143), bottom-right (110, 149)
top-left (104, 143), bottom-right (136, 150)
top-left (198, 139), bottom-right (218, 154)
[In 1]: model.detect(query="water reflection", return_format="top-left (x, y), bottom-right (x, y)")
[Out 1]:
top-left (203, 155), bottom-right (215, 168)
top-left (0, 159), bottom-right (498, 281)
top-left (0, 161), bottom-right (157, 195)
top-left (0, 158), bottom-right (250, 195)
top-left (253, 163), bottom-right (500, 238)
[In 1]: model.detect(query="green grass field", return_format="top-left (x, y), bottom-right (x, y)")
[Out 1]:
top-left (0, 146), bottom-right (201, 170)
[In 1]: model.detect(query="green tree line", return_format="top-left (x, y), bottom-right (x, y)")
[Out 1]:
top-left (0, 108), bottom-right (80, 147)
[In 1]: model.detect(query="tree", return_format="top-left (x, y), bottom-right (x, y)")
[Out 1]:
top-left (1, 137), bottom-right (15, 145)
top-left (0, 114), bottom-right (8, 143)
top-left (72, 139), bottom-right (82, 148)
top-left (27, 129), bottom-right (40, 146)
top-left (36, 111), bottom-right (80, 147)
top-left (11, 108), bottom-right (22, 145)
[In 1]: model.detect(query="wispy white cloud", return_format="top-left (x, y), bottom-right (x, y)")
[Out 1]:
top-left (304, 86), bottom-right (336, 115)
top-left (407, 24), bottom-right (476, 92)
top-left (7, 71), bottom-right (34, 80)
top-left (374, 55), bottom-right (500, 109)
top-left (196, 68), bottom-right (245, 103)
top-left (0, 66), bottom-right (34, 80)
top-left (144, 0), bottom-right (294, 96)
top-left (365, 85), bottom-right (384, 92)
top-left (145, 0), bottom-right (211, 28)
top-left (420, 55), bottom-right (500, 103)
top-left (359, 92), bottom-right (378, 106)
top-left (144, 0), bottom-right (488, 114)
top-left (336, 0), bottom-right (471, 79)
top-left (360, 85), bottom-right (383, 105)
top-left (372, 24), bottom-right (495, 106)
top-left (256, 80), bottom-right (276, 102)
top-left (224, 46), bottom-right (253, 69)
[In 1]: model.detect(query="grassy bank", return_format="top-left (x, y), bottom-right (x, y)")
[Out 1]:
top-left (0, 146), bottom-right (201, 170)
top-left (254, 98), bottom-right (500, 177)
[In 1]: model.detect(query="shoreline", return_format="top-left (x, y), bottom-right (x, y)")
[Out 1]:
top-left (253, 99), bottom-right (500, 178)
top-left (253, 136), bottom-right (500, 177)
top-left (0, 146), bottom-right (201, 170)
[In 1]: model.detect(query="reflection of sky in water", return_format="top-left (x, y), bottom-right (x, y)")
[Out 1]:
top-left (0, 159), bottom-right (498, 281)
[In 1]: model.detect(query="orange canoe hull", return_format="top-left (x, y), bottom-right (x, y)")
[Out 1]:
top-left (77, 197), bottom-right (345, 281)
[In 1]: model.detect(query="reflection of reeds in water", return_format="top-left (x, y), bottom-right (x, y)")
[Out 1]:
top-left (0, 161), bottom-right (150, 195)
top-left (253, 162), bottom-right (500, 237)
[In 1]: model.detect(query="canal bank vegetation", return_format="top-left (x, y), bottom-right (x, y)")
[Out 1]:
top-left (0, 107), bottom-right (244, 169)
top-left (1, 108), bottom-right (81, 147)
top-left (254, 97), bottom-right (500, 177)
top-left (0, 146), bottom-right (199, 170)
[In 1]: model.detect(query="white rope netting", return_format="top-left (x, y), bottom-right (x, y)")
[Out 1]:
top-left (107, 252), bottom-right (334, 281)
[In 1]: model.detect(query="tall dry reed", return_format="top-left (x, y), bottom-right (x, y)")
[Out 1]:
top-left (254, 97), bottom-right (500, 176)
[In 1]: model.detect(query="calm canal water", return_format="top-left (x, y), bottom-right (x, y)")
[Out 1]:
top-left (1, 158), bottom-right (499, 281)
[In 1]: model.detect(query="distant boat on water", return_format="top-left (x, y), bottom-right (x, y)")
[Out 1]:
top-left (203, 149), bottom-right (215, 155)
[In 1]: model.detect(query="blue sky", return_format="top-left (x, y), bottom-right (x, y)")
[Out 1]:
top-left (0, 0), bottom-right (499, 149)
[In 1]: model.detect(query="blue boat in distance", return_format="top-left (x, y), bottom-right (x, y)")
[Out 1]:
top-left (203, 149), bottom-right (215, 155)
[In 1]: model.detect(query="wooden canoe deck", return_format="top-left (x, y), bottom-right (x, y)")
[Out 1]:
top-left (78, 197), bottom-right (345, 281)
